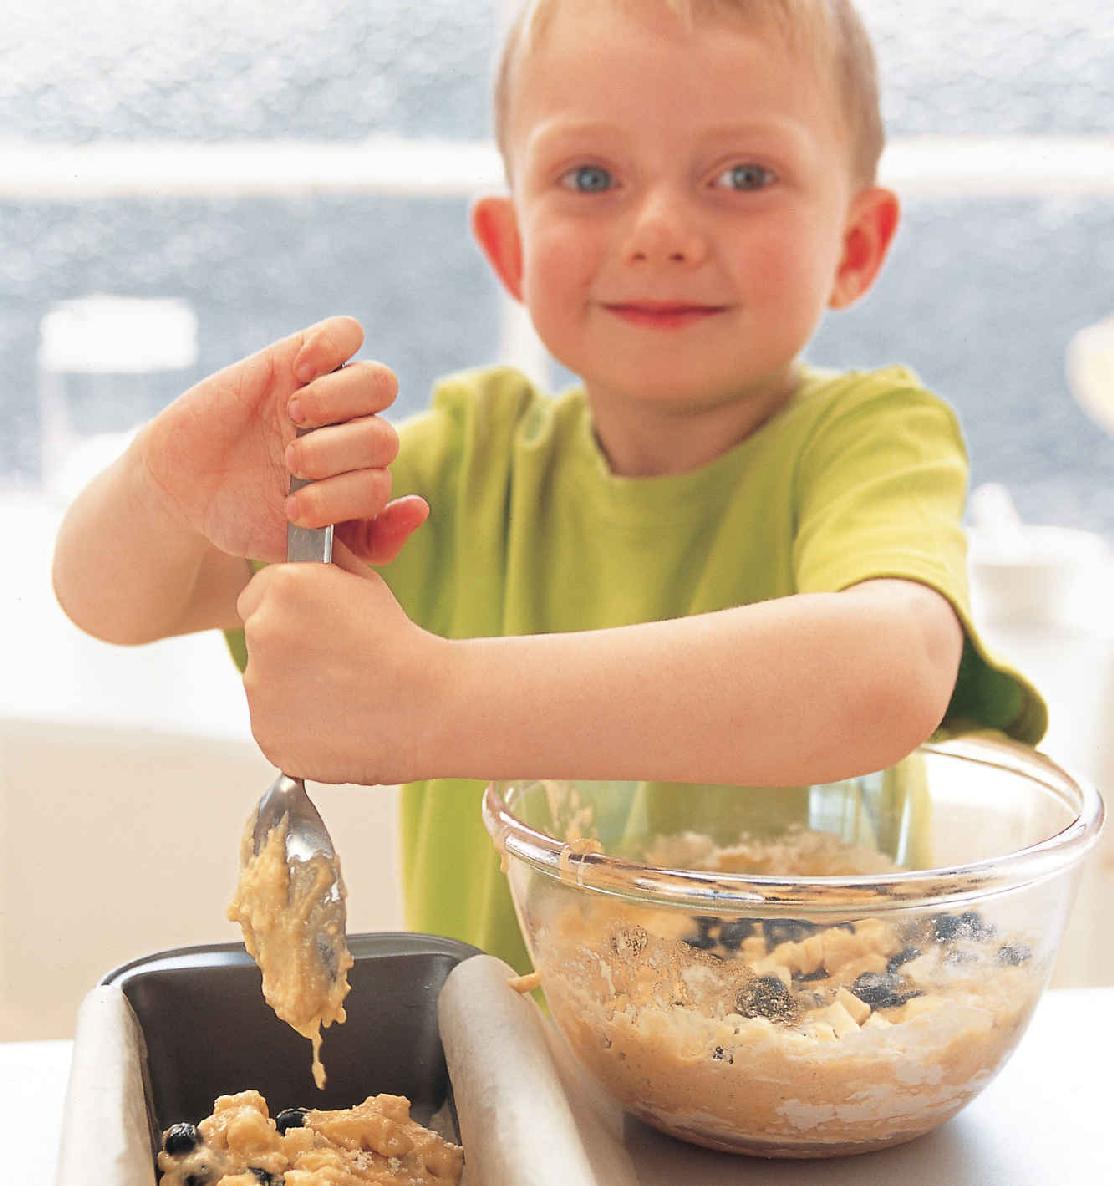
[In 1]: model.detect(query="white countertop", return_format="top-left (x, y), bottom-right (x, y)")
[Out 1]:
top-left (0, 1038), bottom-right (72, 1185)
top-left (8, 987), bottom-right (1113, 1186)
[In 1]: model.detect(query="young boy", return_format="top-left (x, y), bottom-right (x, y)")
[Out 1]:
top-left (53, 0), bottom-right (1044, 974)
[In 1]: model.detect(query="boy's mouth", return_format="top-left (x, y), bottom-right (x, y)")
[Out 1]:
top-left (602, 301), bottom-right (729, 330)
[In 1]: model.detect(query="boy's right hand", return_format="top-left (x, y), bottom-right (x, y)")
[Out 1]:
top-left (136, 315), bottom-right (428, 565)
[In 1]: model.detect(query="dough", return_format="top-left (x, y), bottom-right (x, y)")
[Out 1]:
top-left (228, 817), bottom-right (354, 1089)
top-left (157, 1089), bottom-right (463, 1186)
top-left (534, 828), bottom-right (1043, 1156)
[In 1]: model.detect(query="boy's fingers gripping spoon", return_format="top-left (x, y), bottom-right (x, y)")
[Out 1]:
top-left (229, 426), bottom-right (353, 1089)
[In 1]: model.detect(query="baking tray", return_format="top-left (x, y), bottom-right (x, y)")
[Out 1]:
top-left (102, 932), bottom-right (480, 1151)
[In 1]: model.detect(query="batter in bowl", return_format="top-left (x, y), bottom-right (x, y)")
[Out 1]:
top-left (532, 828), bottom-right (1044, 1156)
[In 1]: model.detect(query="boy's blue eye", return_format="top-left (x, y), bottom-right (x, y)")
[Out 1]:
top-left (560, 165), bottom-right (614, 193)
top-left (716, 163), bottom-right (776, 191)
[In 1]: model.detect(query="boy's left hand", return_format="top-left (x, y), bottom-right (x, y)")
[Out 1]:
top-left (236, 541), bottom-right (449, 786)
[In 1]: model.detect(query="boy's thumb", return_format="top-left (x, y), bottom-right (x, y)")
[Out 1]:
top-left (330, 537), bottom-right (378, 576)
top-left (334, 495), bottom-right (430, 570)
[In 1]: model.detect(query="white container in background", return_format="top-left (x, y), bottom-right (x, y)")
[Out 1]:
top-left (967, 483), bottom-right (1111, 627)
top-left (966, 483), bottom-right (1113, 802)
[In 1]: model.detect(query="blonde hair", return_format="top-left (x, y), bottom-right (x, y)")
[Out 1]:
top-left (493, 0), bottom-right (884, 185)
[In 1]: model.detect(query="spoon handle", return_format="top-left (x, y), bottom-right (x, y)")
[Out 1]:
top-left (286, 426), bottom-right (333, 564)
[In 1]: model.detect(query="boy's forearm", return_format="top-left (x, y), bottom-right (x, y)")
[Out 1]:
top-left (436, 582), bottom-right (961, 786)
top-left (52, 439), bottom-right (248, 645)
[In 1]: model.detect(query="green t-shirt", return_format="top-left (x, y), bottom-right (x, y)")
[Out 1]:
top-left (226, 363), bottom-right (1046, 973)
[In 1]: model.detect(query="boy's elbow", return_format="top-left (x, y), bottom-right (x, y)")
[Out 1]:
top-left (51, 554), bottom-right (96, 638)
top-left (840, 584), bottom-right (964, 772)
top-left (52, 551), bottom-right (152, 646)
top-left (836, 669), bottom-right (950, 779)
top-left (869, 670), bottom-right (952, 765)
top-left (863, 608), bottom-right (962, 765)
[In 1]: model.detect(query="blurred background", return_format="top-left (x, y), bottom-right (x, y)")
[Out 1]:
top-left (1, 0), bottom-right (1112, 1042)
top-left (1, 0), bottom-right (1112, 524)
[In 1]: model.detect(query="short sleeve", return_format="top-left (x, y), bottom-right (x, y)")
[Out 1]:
top-left (793, 372), bottom-right (1046, 743)
top-left (794, 373), bottom-right (969, 597)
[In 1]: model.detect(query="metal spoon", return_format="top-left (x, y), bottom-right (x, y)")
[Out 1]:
top-left (248, 775), bottom-right (346, 981)
top-left (243, 433), bottom-right (346, 976)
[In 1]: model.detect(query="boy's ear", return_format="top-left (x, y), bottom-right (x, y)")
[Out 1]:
top-left (471, 195), bottom-right (525, 303)
top-left (828, 186), bottom-right (900, 310)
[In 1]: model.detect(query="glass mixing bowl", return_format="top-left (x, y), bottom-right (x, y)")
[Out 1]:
top-left (482, 738), bottom-right (1104, 1158)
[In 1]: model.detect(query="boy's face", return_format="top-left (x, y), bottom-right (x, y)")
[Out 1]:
top-left (477, 2), bottom-right (892, 414)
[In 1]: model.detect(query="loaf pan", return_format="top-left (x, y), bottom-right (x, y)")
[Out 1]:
top-left (102, 932), bottom-right (480, 1147)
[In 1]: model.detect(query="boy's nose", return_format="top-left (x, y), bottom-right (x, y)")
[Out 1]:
top-left (622, 192), bottom-right (709, 268)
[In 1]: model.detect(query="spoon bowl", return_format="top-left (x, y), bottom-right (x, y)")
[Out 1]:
top-left (252, 772), bottom-right (339, 870)
top-left (243, 770), bottom-right (347, 983)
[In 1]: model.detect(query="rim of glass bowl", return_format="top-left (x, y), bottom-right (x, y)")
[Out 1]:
top-left (482, 738), bottom-right (1105, 914)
